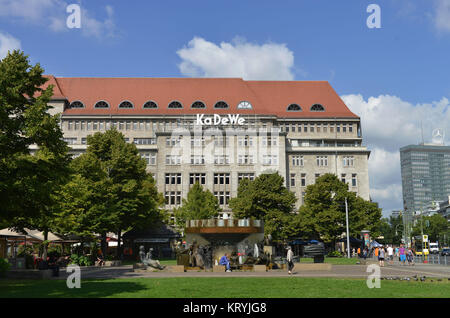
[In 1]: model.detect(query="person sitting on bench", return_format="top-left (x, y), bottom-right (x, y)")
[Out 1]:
top-left (219, 253), bottom-right (231, 272)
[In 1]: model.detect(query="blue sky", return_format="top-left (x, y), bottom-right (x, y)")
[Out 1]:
top-left (1, 0), bottom-right (450, 216)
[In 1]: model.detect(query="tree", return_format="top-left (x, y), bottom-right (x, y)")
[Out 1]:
top-left (55, 129), bottom-right (165, 258)
top-left (173, 183), bottom-right (221, 229)
top-left (0, 50), bottom-right (71, 260)
top-left (229, 173), bottom-right (297, 241)
top-left (411, 214), bottom-right (449, 243)
top-left (378, 215), bottom-right (403, 245)
top-left (298, 173), bottom-right (382, 247)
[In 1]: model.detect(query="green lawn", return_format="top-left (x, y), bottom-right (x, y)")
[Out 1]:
top-left (1, 277), bottom-right (448, 298)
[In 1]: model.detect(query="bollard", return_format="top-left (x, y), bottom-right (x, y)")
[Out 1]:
top-left (438, 254), bottom-right (440, 265)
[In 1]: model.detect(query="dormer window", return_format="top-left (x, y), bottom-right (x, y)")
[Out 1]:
top-left (143, 101), bottom-right (158, 109)
top-left (237, 101), bottom-right (252, 109)
top-left (69, 101), bottom-right (84, 108)
top-left (214, 101), bottom-right (228, 109)
top-left (119, 100), bottom-right (133, 108)
top-left (191, 101), bottom-right (206, 109)
top-left (310, 104), bottom-right (325, 111)
top-left (168, 101), bottom-right (183, 109)
top-left (94, 100), bottom-right (109, 108)
top-left (287, 104), bottom-right (302, 111)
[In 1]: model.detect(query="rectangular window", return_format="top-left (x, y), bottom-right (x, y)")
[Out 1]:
top-left (190, 173), bottom-right (206, 185)
top-left (336, 125), bottom-right (340, 133)
top-left (165, 191), bottom-right (181, 206)
top-left (87, 121), bottom-right (92, 131)
top-left (134, 138), bottom-right (157, 145)
top-left (317, 124), bottom-right (321, 133)
top-left (81, 137), bottom-right (87, 145)
top-left (99, 121), bottom-right (104, 130)
top-left (214, 173), bottom-right (230, 185)
top-left (67, 121), bottom-right (73, 131)
top-left (238, 155), bottom-right (254, 165)
top-left (352, 174), bottom-right (357, 187)
top-left (304, 125), bottom-right (308, 133)
top-left (315, 173), bottom-right (320, 181)
top-left (290, 173), bottom-right (296, 187)
top-left (165, 173), bottom-right (182, 185)
top-left (166, 155), bottom-right (181, 165)
top-left (63, 138), bottom-right (77, 145)
top-left (301, 173), bottom-right (306, 187)
top-left (238, 173), bottom-right (255, 183)
top-left (349, 125), bottom-right (353, 133)
top-left (262, 155), bottom-right (278, 165)
top-left (238, 136), bottom-right (253, 147)
top-left (166, 137), bottom-right (181, 147)
top-left (316, 156), bottom-right (328, 166)
top-left (343, 156), bottom-right (355, 167)
top-left (214, 155), bottom-right (229, 165)
top-left (141, 152), bottom-right (156, 165)
top-left (310, 124), bottom-right (314, 133)
top-left (191, 155), bottom-right (205, 165)
top-left (343, 124), bottom-right (347, 133)
top-left (341, 174), bottom-right (346, 184)
top-left (292, 155), bottom-right (304, 166)
top-left (214, 191), bottom-right (230, 206)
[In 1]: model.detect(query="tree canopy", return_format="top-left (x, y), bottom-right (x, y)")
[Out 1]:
top-left (298, 173), bottom-right (382, 244)
top-left (173, 182), bottom-right (221, 229)
top-left (229, 172), bottom-right (297, 241)
top-left (54, 129), bottom-right (165, 256)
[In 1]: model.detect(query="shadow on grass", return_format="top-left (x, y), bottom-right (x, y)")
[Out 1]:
top-left (0, 279), bottom-right (149, 298)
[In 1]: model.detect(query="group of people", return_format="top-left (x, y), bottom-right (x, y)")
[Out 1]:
top-left (357, 244), bottom-right (415, 266)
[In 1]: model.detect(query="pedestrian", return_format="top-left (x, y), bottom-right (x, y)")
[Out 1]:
top-left (363, 247), bottom-right (368, 261)
top-left (399, 244), bottom-right (406, 265)
top-left (286, 246), bottom-right (294, 275)
top-left (407, 248), bottom-right (414, 266)
top-left (395, 246), bottom-right (399, 261)
top-left (378, 246), bottom-right (385, 267)
top-left (387, 245), bottom-right (394, 265)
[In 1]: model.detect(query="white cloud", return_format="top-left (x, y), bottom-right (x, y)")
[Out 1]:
top-left (341, 94), bottom-right (450, 214)
top-left (0, 0), bottom-right (117, 39)
top-left (177, 37), bottom-right (295, 80)
top-left (434, 0), bottom-right (450, 32)
top-left (0, 31), bottom-right (21, 59)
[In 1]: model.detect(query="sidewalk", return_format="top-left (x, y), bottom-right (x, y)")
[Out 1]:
top-left (54, 263), bottom-right (450, 280)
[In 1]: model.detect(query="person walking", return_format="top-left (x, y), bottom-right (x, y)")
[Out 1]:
top-left (399, 244), bottom-right (407, 265)
top-left (387, 245), bottom-right (394, 265)
top-left (395, 246), bottom-right (399, 261)
top-left (378, 246), bottom-right (386, 267)
top-left (407, 248), bottom-right (415, 266)
top-left (287, 246), bottom-right (294, 275)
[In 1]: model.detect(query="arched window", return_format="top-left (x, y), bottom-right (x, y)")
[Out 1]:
top-left (143, 101), bottom-right (158, 109)
top-left (191, 101), bottom-right (206, 109)
top-left (168, 101), bottom-right (183, 109)
top-left (310, 104), bottom-right (325, 111)
top-left (237, 101), bottom-right (252, 109)
top-left (214, 101), bottom-right (228, 109)
top-left (94, 100), bottom-right (109, 108)
top-left (119, 100), bottom-right (133, 108)
top-left (287, 104), bottom-right (302, 111)
top-left (69, 101), bottom-right (84, 108)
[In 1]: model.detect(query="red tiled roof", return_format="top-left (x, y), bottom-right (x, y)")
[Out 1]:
top-left (47, 77), bottom-right (359, 118)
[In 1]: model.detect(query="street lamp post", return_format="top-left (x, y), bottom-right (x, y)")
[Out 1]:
top-left (345, 197), bottom-right (350, 259)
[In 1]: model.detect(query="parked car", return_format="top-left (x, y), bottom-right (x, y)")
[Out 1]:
top-left (441, 248), bottom-right (450, 256)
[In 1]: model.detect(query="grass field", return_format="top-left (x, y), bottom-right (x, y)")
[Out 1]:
top-left (1, 277), bottom-right (449, 298)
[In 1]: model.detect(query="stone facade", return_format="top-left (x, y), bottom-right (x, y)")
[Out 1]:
top-left (42, 78), bottom-right (371, 221)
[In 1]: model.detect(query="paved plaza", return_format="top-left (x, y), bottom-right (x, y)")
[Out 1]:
top-left (55, 262), bottom-right (450, 280)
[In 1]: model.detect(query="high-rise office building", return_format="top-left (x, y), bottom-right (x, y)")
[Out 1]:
top-left (400, 143), bottom-right (450, 223)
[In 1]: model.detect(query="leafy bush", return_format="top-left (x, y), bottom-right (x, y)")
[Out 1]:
top-left (69, 254), bottom-right (92, 266)
top-left (327, 251), bottom-right (343, 258)
top-left (0, 258), bottom-right (10, 277)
